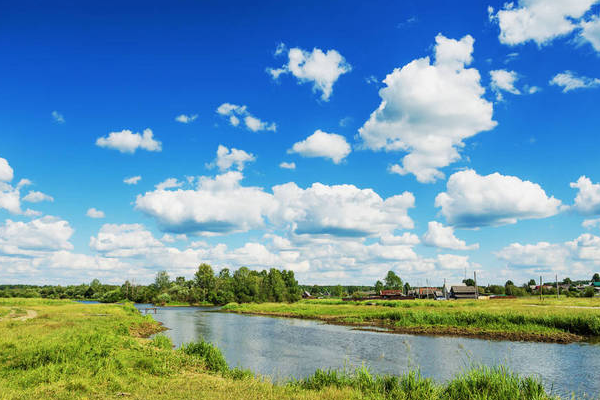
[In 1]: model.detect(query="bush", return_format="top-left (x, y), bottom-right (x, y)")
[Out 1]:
top-left (582, 287), bottom-right (595, 298)
top-left (181, 340), bottom-right (228, 374)
top-left (156, 293), bottom-right (171, 305)
top-left (151, 334), bottom-right (173, 350)
top-left (99, 289), bottom-right (124, 303)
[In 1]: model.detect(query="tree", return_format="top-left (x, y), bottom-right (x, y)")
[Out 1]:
top-left (592, 273), bottom-right (600, 283)
top-left (154, 271), bottom-right (171, 292)
top-left (384, 271), bottom-right (402, 290)
top-left (374, 280), bottom-right (384, 293)
top-left (562, 277), bottom-right (572, 285)
top-left (462, 278), bottom-right (475, 287)
top-left (403, 282), bottom-right (411, 295)
top-left (528, 279), bottom-right (536, 286)
top-left (583, 286), bottom-right (595, 298)
top-left (194, 264), bottom-right (216, 302)
top-left (504, 280), bottom-right (514, 288)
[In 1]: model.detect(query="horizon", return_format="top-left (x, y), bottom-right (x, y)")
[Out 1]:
top-left (2, 0), bottom-right (600, 287)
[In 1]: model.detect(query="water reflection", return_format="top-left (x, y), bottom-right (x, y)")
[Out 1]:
top-left (136, 305), bottom-right (600, 398)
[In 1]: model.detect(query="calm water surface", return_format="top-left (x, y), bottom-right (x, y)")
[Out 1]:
top-left (135, 305), bottom-right (600, 398)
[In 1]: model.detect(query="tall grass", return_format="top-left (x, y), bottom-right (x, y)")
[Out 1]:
top-left (0, 298), bottom-right (574, 399)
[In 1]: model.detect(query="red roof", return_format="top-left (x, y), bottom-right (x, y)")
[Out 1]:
top-left (380, 289), bottom-right (403, 295)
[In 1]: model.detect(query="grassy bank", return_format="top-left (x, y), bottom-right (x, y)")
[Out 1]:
top-left (221, 297), bottom-right (600, 343)
top-left (0, 298), bottom-right (580, 399)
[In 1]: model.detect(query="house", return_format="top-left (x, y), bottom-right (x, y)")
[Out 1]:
top-left (380, 289), bottom-right (404, 298)
top-left (409, 287), bottom-right (438, 299)
top-left (302, 291), bottom-right (312, 299)
top-left (450, 285), bottom-right (478, 299)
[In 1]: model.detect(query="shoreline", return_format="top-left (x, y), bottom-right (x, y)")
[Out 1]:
top-left (220, 308), bottom-right (585, 344)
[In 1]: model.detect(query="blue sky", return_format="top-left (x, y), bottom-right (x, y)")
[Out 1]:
top-left (2, 0), bottom-right (600, 286)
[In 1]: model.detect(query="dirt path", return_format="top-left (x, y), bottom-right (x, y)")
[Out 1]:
top-left (0, 309), bottom-right (38, 321)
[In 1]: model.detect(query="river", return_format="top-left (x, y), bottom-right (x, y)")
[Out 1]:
top-left (135, 304), bottom-right (600, 398)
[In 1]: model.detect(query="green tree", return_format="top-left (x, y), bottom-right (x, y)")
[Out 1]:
top-left (384, 271), bottom-right (402, 290)
top-left (374, 280), bottom-right (384, 293)
top-left (154, 271), bottom-right (171, 292)
top-left (528, 279), bottom-right (536, 286)
top-left (562, 277), bottom-right (572, 285)
top-left (504, 280), bottom-right (514, 287)
top-left (462, 278), bottom-right (475, 287)
top-left (194, 264), bottom-right (216, 302)
top-left (403, 282), bottom-right (411, 295)
top-left (592, 273), bottom-right (600, 283)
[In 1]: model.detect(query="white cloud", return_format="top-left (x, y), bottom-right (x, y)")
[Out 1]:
top-left (435, 169), bottom-right (562, 228)
top-left (0, 182), bottom-right (21, 215)
top-left (490, 69), bottom-right (521, 100)
top-left (155, 178), bottom-right (184, 191)
top-left (0, 158), bottom-right (14, 182)
top-left (211, 145), bottom-right (255, 171)
top-left (436, 254), bottom-right (478, 270)
top-left (570, 176), bottom-right (600, 215)
top-left (0, 216), bottom-right (74, 254)
top-left (422, 221), bottom-right (478, 250)
top-left (580, 14), bottom-right (600, 51)
top-left (583, 218), bottom-right (600, 229)
top-left (90, 223), bottom-right (164, 257)
top-left (271, 182), bottom-right (414, 237)
top-left (135, 171), bottom-right (276, 235)
top-left (359, 34), bottom-right (496, 183)
top-left (489, 0), bottom-right (599, 46)
top-left (22, 190), bottom-right (54, 203)
top-left (51, 111), bottom-right (65, 123)
top-left (267, 44), bottom-right (351, 101)
top-left (288, 130), bottom-right (351, 164)
top-left (216, 103), bottom-right (276, 132)
top-left (95, 128), bottom-right (162, 153)
top-left (550, 71), bottom-right (600, 92)
top-left (86, 208), bottom-right (105, 219)
top-left (16, 179), bottom-right (32, 189)
top-left (175, 114), bottom-right (198, 123)
top-left (279, 162), bottom-right (296, 170)
top-left (124, 176), bottom-right (141, 185)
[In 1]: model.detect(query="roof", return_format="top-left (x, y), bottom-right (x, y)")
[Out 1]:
top-left (592, 282), bottom-right (600, 287)
top-left (451, 285), bottom-right (477, 294)
top-left (380, 289), bottom-right (403, 295)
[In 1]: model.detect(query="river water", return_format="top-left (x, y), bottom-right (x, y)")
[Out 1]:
top-left (135, 304), bottom-right (600, 398)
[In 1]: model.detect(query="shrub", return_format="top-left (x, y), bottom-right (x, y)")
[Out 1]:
top-left (582, 287), bottom-right (595, 298)
top-left (180, 340), bottom-right (228, 374)
top-left (151, 334), bottom-right (173, 350)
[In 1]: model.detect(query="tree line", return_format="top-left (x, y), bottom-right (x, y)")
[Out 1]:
top-left (0, 264), bottom-right (301, 305)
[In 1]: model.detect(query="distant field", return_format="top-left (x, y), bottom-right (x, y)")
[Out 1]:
top-left (222, 297), bottom-right (600, 343)
top-left (0, 298), bottom-right (563, 399)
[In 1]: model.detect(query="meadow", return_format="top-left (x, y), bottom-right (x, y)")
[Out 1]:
top-left (221, 297), bottom-right (600, 343)
top-left (0, 298), bottom-right (567, 399)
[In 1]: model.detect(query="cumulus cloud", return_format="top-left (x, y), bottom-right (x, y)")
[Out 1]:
top-left (267, 44), bottom-right (351, 101)
top-left (124, 176), bottom-right (141, 185)
top-left (489, 0), bottom-right (599, 46)
top-left (422, 221), bottom-right (479, 250)
top-left (583, 218), bottom-right (600, 229)
top-left (216, 103), bottom-right (276, 132)
top-left (0, 182), bottom-right (22, 215)
top-left (490, 69), bottom-right (521, 100)
top-left (210, 145), bottom-right (255, 171)
top-left (550, 71), bottom-right (600, 93)
top-left (436, 254), bottom-right (478, 271)
top-left (95, 128), bottom-right (162, 153)
top-left (90, 223), bottom-right (164, 257)
top-left (435, 169), bottom-right (562, 228)
top-left (570, 176), bottom-right (600, 215)
top-left (0, 158), bottom-right (13, 182)
top-left (155, 178), bottom-right (184, 191)
top-left (580, 14), bottom-right (600, 51)
top-left (175, 114), bottom-right (198, 123)
top-left (0, 216), bottom-right (74, 254)
top-left (279, 162), bottom-right (296, 170)
top-left (288, 130), bottom-right (351, 164)
top-left (271, 182), bottom-right (415, 237)
top-left (86, 208), bottom-right (105, 219)
top-left (359, 34), bottom-right (496, 183)
top-left (22, 191), bottom-right (54, 203)
top-left (135, 171), bottom-right (276, 235)
top-left (51, 111), bottom-right (65, 123)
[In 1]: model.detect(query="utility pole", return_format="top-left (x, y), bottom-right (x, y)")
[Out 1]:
top-left (474, 271), bottom-right (478, 300)
top-left (540, 275), bottom-right (543, 301)
top-left (556, 274), bottom-right (559, 299)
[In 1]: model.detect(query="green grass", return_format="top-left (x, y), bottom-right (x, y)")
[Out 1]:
top-left (0, 298), bottom-right (572, 399)
top-left (221, 297), bottom-right (600, 342)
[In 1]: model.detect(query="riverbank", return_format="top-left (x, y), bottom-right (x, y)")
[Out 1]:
top-left (0, 298), bottom-right (567, 399)
top-left (221, 298), bottom-right (600, 343)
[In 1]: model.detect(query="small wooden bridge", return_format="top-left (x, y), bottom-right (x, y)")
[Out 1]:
top-left (141, 307), bottom-right (158, 314)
